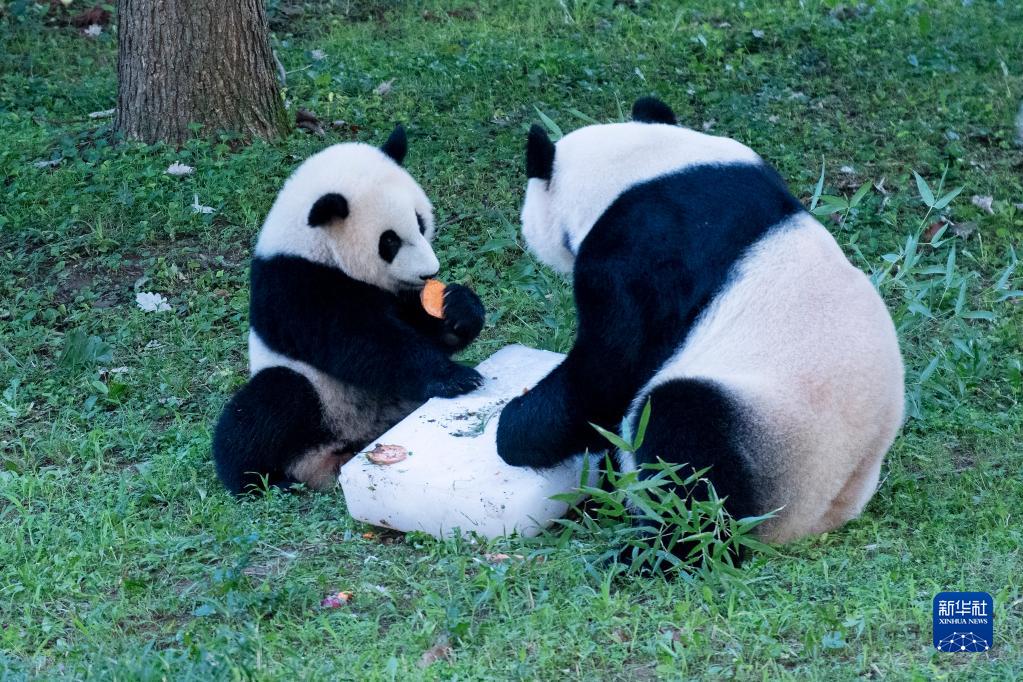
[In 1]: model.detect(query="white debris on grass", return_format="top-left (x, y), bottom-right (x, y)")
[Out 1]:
top-left (166, 162), bottom-right (195, 176)
top-left (136, 292), bottom-right (172, 313)
top-left (191, 194), bottom-right (215, 214)
top-left (971, 195), bottom-right (995, 215)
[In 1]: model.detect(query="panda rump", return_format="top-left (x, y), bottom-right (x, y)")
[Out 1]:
top-left (496, 99), bottom-right (904, 545)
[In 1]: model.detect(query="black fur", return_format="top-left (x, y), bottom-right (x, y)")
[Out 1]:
top-left (436, 283), bottom-right (486, 344)
top-left (213, 366), bottom-right (333, 494)
top-left (213, 255), bottom-right (486, 495)
top-left (631, 379), bottom-right (761, 521)
top-left (381, 124), bottom-right (408, 165)
top-left (631, 96), bottom-right (677, 125)
top-left (249, 255), bottom-right (484, 402)
top-left (308, 193), bottom-right (349, 227)
top-left (526, 124), bottom-right (555, 181)
top-left (614, 378), bottom-right (759, 571)
top-left (496, 162), bottom-right (802, 468)
top-left (378, 229), bottom-right (402, 263)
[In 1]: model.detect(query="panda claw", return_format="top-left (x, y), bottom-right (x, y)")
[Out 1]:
top-left (427, 365), bottom-right (484, 399)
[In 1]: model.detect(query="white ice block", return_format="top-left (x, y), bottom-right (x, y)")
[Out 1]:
top-left (339, 344), bottom-right (598, 539)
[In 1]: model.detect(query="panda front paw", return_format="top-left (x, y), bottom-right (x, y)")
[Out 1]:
top-left (426, 363), bottom-right (484, 399)
top-left (441, 284), bottom-right (485, 345)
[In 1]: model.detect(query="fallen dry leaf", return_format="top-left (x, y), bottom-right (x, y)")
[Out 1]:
top-left (320, 590), bottom-right (353, 608)
top-left (70, 5), bottom-right (110, 27)
top-left (361, 532), bottom-right (376, 540)
top-left (373, 79), bottom-right (395, 96)
top-left (418, 638), bottom-right (453, 668)
top-left (366, 444), bottom-right (408, 465)
top-left (296, 108), bottom-right (324, 137)
top-left (484, 553), bottom-right (518, 563)
top-left (922, 219), bottom-right (949, 244)
top-left (659, 627), bottom-right (683, 643)
top-left (611, 628), bottom-right (631, 643)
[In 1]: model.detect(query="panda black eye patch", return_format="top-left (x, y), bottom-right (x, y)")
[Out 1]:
top-left (379, 230), bottom-right (402, 263)
top-left (416, 213), bottom-right (426, 235)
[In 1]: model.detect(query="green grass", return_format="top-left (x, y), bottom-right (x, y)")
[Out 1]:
top-left (2, 0), bottom-right (1022, 678)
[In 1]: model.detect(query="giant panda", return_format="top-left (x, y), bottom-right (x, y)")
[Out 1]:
top-left (496, 97), bottom-right (904, 545)
top-left (213, 126), bottom-right (486, 494)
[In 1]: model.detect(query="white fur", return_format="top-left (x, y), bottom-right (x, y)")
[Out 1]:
top-left (520, 122), bottom-right (761, 274)
top-left (621, 214), bottom-right (904, 542)
top-left (255, 142), bottom-right (439, 293)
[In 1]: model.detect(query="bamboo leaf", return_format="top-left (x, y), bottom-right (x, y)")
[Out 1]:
top-left (913, 170), bottom-right (935, 207)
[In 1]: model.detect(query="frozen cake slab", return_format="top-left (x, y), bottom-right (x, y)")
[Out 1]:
top-left (339, 344), bottom-right (597, 539)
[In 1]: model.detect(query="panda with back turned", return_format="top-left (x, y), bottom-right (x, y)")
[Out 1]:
top-left (213, 126), bottom-right (486, 494)
top-left (496, 97), bottom-right (904, 546)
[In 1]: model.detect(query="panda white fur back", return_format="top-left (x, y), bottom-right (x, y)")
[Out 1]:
top-left (213, 127), bottom-right (487, 494)
top-left (622, 213), bottom-right (903, 542)
top-left (496, 98), bottom-right (904, 546)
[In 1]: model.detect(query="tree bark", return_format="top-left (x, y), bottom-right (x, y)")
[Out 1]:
top-left (116, 0), bottom-right (290, 144)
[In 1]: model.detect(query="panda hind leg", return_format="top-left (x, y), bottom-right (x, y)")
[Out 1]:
top-left (286, 444), bottom-right (355, 492)
top-left (620, 378), bottom-right (763, 571)
top-left (212, 366), bottom-right (339, 495)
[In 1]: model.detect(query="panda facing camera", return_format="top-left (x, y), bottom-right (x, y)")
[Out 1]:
top-left (213, 126), bottom-right (486, 494)
top-left (496, 97), bottom-right (905, 548)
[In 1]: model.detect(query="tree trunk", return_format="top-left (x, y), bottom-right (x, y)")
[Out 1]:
top-left (116, 0), bottom-right (290, 144)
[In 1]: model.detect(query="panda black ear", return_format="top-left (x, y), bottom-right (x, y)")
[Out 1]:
top-left (632, 96), bottom-right (677, 125)
top-left (308, 192), bottom-right (349, 227)
top-left (526, 124), bottom-right (555, 181)
top-left (380, 124), bottom-right (407, 165)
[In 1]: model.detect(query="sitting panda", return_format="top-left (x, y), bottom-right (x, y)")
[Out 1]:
top-left (213, 126), bottom-right (486, 494)
top-left (496, 97), bottom-right (904, 545)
